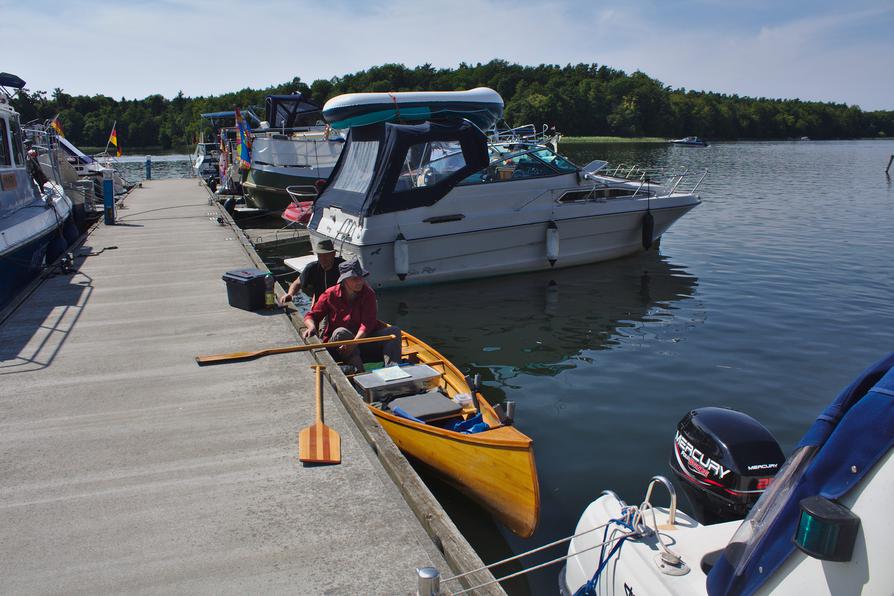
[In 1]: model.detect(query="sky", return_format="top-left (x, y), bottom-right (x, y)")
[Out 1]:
top-left (3, 0), bottom-right (893, 110)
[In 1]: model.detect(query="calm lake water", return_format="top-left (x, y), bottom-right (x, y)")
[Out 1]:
top-left (116, 154), bottom-right (193, 182)
top-left (263, 140), bottom-right (894, 593)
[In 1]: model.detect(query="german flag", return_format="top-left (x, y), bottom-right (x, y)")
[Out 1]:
top-left (109, 125), bottom-right (122, 157)
top-left (49, 115), bottom-right (64, 137)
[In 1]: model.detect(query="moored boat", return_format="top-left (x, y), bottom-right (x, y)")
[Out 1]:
top-left (561, 353), bottom-right (894, 595)
top-left (308, 102), bottom-right (704, 288)
top-left (353, 330), bottom-right (541, 538)
top-left (243, 94), bottom-right (344, 212)
top-left (1, 73), bottom-right (75, 309)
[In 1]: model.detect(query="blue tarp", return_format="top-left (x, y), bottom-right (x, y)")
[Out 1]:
top-left (707, 353), bottom-right (894, 595)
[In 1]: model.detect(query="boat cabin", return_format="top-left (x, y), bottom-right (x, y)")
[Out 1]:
top-left (311, 119), bottom-right (588, 222)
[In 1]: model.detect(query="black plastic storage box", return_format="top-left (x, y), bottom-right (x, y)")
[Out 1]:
top-left (222, 268), bottom-right (267, 311)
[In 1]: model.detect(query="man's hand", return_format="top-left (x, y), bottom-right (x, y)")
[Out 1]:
top-left (301, 323), bottom-right (316, 339)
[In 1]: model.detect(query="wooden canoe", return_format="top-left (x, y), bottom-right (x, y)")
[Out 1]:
top-left (361, 331), bottom-right (540, 538)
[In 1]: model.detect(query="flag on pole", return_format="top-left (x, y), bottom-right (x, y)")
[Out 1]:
top-left (109, 124), bottom-right (122, 157)
top-left (49, 115), bottom-right (65, 137)
top-left (235, 108), bottom-right (252, 170)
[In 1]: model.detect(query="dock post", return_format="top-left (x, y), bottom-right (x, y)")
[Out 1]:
top-left (102, 168), bottom-right (116, 225)
top-left (416, 567), bottom-right (440, 595)
top-left (145, 155), bottom-right (152, 180)
top-left (886, 155), bottom-right (893, 175)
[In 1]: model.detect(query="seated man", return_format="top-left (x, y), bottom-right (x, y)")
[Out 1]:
top-left (281, 238), bottom-right (344, 305)
top-left (301, 259), bottom-right (402, 370)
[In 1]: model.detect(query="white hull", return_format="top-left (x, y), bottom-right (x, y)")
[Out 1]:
top-left (561, 452), bottom-right (894, 596)
top-left (311, 175), bottom-right (698, 288)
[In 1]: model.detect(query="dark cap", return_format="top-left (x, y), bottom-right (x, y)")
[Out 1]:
top-left (337, 258), bottom-right (369, 284)
top-left (312, 238), bottom-right (336, 254)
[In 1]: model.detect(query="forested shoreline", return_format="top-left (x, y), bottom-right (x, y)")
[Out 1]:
top-left (11, 60), bottom-right (894, 150)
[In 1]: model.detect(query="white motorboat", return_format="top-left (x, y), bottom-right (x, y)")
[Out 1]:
top-left (243, 94), bottom-right (345, 211)
top-left (561, 353), bottom-right (894, 595)
top-left (191, 141), bottom-right (221, 184)
top-left (307, 98), bottom-right (703, 288)
top-left (56, 135), bottom-right (132, 195)
top-left (670, 136), bottom-right (708, 147)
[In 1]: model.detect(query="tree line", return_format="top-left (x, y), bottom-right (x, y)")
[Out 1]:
top-left (11, 60), bottom-right (894, 150)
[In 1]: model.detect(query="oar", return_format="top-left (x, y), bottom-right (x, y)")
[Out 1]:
top-left (299, 364), bottom-right (341, 465)
top-left (195, 335), bottom-right (396, 366)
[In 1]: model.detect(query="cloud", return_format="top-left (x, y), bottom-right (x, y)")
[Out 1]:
top-left (2, 0), bottom-right (892, 109)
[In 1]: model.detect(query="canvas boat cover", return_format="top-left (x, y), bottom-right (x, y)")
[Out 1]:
top-left (309, 120), bottom-right (488, 221)
top-left (707, 352), bottom-right (894, 595)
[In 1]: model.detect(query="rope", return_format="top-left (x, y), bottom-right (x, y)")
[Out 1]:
top-left (388, 92), bottom-right (400, 121)
top-left (443, 520), bottom-right (615, 583)
top-left (447, 529), bottom-right (636, 596)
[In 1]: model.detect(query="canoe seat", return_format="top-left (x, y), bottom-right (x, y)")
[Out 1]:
top-left (387, 391), bottom-right (463, 422)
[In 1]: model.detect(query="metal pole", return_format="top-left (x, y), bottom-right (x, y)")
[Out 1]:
top-left (416, 567), bottom-right (440, 595)
top-left (886, 155), bottom-right (893, 174)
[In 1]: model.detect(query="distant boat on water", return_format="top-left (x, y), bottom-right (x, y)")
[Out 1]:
top-left (670, 136), bottom-right (708, 147)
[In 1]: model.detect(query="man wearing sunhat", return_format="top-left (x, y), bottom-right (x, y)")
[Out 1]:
top-left (282, 238), bottom-right (344, 305)
top-left (302, 259), bottom-right (402, 371)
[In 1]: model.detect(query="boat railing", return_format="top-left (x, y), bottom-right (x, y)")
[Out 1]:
top-left (24, 126), bottom-right (65, 188)
top-left (487, 123), bottom-right (561, 152)
top-left (604, 162), bottom-right (707, 196)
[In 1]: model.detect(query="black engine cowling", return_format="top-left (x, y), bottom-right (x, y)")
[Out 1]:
top-left (669, 407), bottom-right (785, 524)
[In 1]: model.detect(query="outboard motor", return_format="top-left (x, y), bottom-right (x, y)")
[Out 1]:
top-left (669, 407), bottom-right (785, 524)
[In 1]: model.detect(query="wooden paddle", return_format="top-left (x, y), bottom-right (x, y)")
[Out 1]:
top-left (299, 364), bottom-right (341, 465)
top-left (195, 334), bottom-right (396, 366)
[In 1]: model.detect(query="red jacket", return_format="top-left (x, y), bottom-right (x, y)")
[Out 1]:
top-left (304, 282), bottom-right (379, 342)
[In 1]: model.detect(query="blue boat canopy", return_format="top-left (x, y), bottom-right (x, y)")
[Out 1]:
top-left (200, 110), bottom-right (261, 126)
top-left (310, 120), bottom-right (488, 220)
top-left (707, 352), bottom-right (894, 595)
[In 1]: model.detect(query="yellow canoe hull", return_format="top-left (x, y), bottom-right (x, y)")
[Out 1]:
top-left (366, 331), bottom-right (540, 538)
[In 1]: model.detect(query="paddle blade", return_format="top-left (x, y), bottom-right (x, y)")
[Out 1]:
top-left (298, 422), bottom-right (341, 465)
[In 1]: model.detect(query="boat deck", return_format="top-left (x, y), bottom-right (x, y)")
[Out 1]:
top-left (0, 179), bottom-right (476, 594)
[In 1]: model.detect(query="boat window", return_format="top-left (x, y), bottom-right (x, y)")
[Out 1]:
top-left (393, 141), bottom-right (467, 192)
top-left (532, 149), bottom-right (577, 173)
top-left (0, 119), bottom-right (10, 166)
top-left (9, 118), bottom-right (24, 166)
top-left (558, 188), bottom-right (643, 202)
top-left (331, 140), bottom-right (379, 193)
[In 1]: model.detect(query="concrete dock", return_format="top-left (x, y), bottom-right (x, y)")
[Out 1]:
top-left (0, 179), bottom-right (495, 594)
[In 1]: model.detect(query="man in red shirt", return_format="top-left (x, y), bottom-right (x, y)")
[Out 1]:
top-left (302, 259), bottom-right (402, 370)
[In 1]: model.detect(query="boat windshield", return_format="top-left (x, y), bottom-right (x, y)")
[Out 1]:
top-left (393, 140), bottom-right (468, 191)
top-left (0, 118), bottom-right (10, 166)
top-left (9, 117), bottom-right (24, 166)
top-left (459, 146), bottom-right (575, 185)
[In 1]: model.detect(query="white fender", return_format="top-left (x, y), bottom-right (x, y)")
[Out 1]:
top-left (394, 233), bottom-right (409, 281)
top-left (546, 221), bottom-right (559, 266)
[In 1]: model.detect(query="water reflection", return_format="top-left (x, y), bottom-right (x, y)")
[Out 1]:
top-left (378, 250), bottom-right (698, 390)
